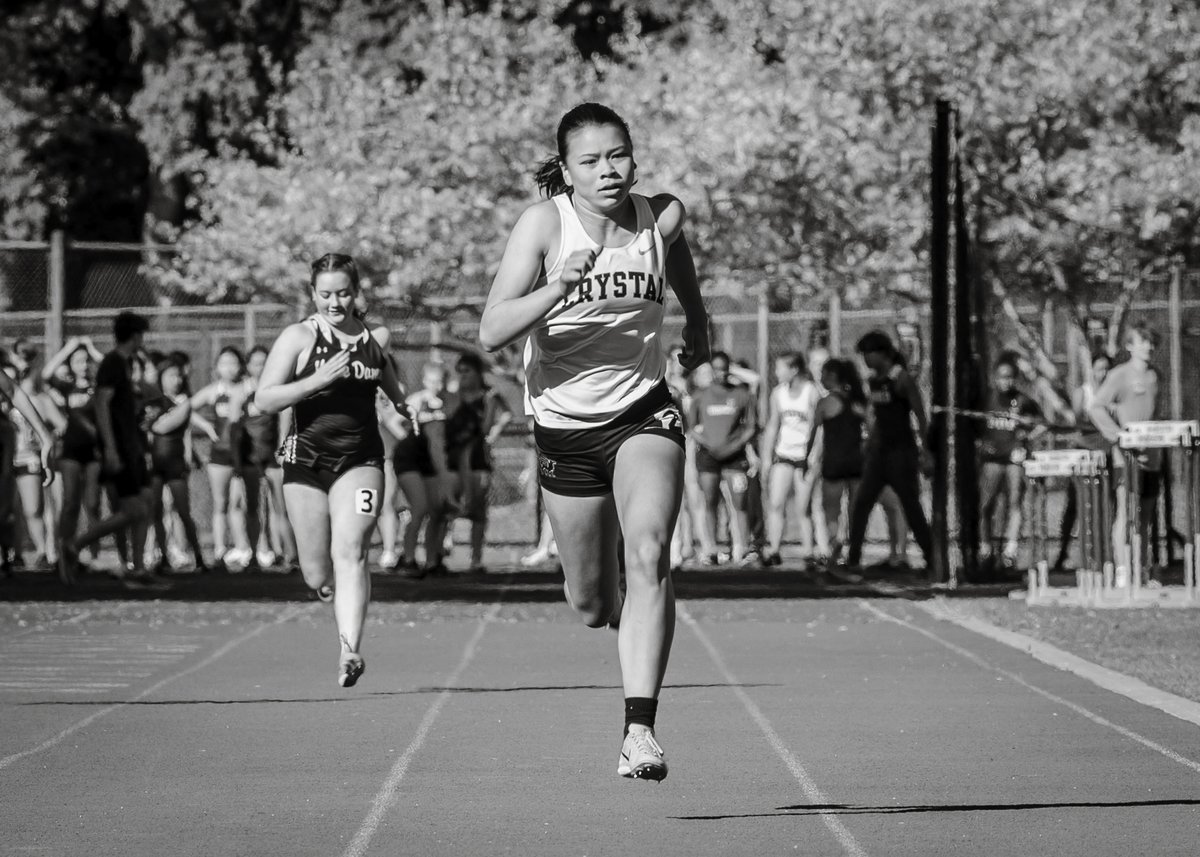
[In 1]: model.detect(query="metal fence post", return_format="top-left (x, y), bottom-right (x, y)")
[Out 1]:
top-left (1170, 263), bottom-right (1183, 420)
top-left (47, 230), bottom-right (66, 353)
top-left (244, 305), bottom-right (257, 351)
top-left (828, 291), bottom-right (842, 354)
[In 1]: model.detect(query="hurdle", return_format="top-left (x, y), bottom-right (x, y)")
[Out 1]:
top-left (1021, 422), bottom-right (1200, 607)
top-left (1023, 450), bottom-right (1111, 604)
top-left (1117, 420), bottom-right (1200, 598)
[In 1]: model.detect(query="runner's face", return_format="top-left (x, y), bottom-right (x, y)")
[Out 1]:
top-left (711, 359), bottom-right (730, 386)
top-left (562, 124), bottom-right (635, 210)
top-left (1091, 357), bottom-right (1109, 385)
top-left (456, 364), bottom-right (482, 391)
top-left (312, 272), bottom-right (356, 326)
top-left (994, 365), bottom-right (1016, 393)
top-left (248, 350), bottom-right (267, 379)
top-left (423, 368), bottom-right (445, 394)
top-left (68, 348), bottom-right (90, 378)
top-left (774, 359), bottom-right (796, 384)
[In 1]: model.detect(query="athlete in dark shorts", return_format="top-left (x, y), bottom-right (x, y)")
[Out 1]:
top-left (254, 253), bottom-right (409, 688)
top-left (480, 103), bottom-right (710, 781)
top-left (844, 331), bottom-right (934, 572)
top-left (391, 371), bottom-right (439, 576)
top-left (243, 344), bottom-right (297, 572)
top-left (191, 347), bottom-right (253, 570)
top-left (143, 358), bottom-right (208, 574)
top-left (978, 354), bottom-right (1043, 569)
top-left (687, 351), bottom-right (757, 565)
top-left (59, 312), bottom-right (158, 588)
top-left (446, 353), bottom-right (514, 573)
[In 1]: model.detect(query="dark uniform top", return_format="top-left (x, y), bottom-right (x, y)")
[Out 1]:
top-left (866, 367), bottom-right (917, 453)
top-left (979, 388), bottom-right (1040, 463)
top-left (46, 377), bottom-right (97, 464)
top-left (446, 389), bottom-right (508, 473)
top-left (282, 316), bottom-right (386, 472)
top-left (821, 395), bottom-right (865, 480)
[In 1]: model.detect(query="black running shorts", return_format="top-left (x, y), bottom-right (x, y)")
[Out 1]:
top-left (283, 457), bottom-right (383, 495)
top-left (533, 382), bottom-right (685, 498)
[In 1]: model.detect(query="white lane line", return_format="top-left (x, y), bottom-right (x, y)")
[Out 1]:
top-left (343, 602), bottom-right (502, 857)
top-left (0, 604), bottom-right (314, 771)
top-left (856, 600), bottom-right (1200, 777)
top-left (917, 598), bottom-right (1200, 729)
top-left (678, 604), bottom-right (868, 857)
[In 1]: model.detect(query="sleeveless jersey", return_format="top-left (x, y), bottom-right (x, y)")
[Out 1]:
top-left (821, 395), bottom-right (865, 480)
top-left (47, 378), bottom-right (97, 462)
top-left (281, 316), bottom-right (386, 470)
top-left (242, 393), bottom-right (279, 467)
top-left (867, 367), bottom-right (917, 451)
top-left (143, 393), bottom-right (188, 466)
top-left (523, 193), bottom-right (668, 429)
top-left (10, 407), bottom-right (41, 469)
top-left (772, 381), bottom-right (821, 461)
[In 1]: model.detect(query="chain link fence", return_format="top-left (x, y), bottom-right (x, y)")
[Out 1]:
top-left (3, 236), bottom-right (1199, 563)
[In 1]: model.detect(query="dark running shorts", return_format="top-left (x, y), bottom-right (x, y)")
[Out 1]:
top-left (284, 458), bottom-right (383, 495)
top-left (695, 447), bottom-right (749, 475)
top-left (533, 382), bottom-right (685, 498)
top-left (150, 453), bottom-right (188, 482)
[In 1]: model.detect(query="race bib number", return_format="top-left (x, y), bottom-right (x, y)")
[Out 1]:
top-left (355, 488), bottom-right (380, 516)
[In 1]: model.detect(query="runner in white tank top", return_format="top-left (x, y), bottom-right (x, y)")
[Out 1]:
top-left (523, 192), bottom-right (667, 428)
top-left (480, 103), bottom-right (710, 783)
top-left (770, 380), bottom-right (821, 464)
top-left (760, 353), bottom-right (829, 565)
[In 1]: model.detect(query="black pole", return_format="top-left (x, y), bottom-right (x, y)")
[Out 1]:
top-left (930, 99), bottom-right (951, 584)
top-left (953, 110), bottom-right (980, 583)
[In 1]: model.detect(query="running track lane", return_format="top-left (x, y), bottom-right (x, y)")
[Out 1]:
top-left (2, 598), bottom-right (1199, 855)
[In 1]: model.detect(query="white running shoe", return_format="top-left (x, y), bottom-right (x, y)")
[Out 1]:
top-left (256, 549), bottom-right (277, 569)
top-left (223, 547), bottom-right (253, 571)
top-left (522, 547), bottom-right (553, 567)
top-left (617, 729), bottom-right (668, 781)
top-left (378, 550), bottom-right (400, 570)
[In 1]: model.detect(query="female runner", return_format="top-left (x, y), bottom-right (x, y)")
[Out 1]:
top-left (479, 102), bottom-right (709, 781)
top-left (254, 253), bottom-right (408, 688)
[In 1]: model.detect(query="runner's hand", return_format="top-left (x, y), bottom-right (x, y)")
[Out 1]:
top-left (678, 319), bottom-right (711, 372)
top-left (557, 249), bottom-right (597, 296)
top-left (39, 443), bottom-right (56, 487)
top-left (103, 448), bottom-right (123, 476)
top-left (311, 349), bottom-right (352, 390)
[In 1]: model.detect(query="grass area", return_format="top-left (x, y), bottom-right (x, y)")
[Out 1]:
top-left (948, 597), bottom-right (1200, 704)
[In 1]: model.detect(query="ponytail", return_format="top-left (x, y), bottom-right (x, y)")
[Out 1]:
top-left (534, 156), bottom-right (569, 198)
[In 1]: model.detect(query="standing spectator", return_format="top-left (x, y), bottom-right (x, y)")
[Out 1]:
top-left (805, 358), bottom-right (867, 566)
top-left (1088, 324), bottom-right (1162, 584)
top-left (405, 362), bottom-right (454, 575)
top-left (59, 312), bottom-right (157, 587)
top-left (760, 352), bottom-right (822, 566)
top-left (445, 353), bottom-right (513, 574)
top-left (977, 353), bottom-right (1043, 571)
top-left (43, 339), bottom-right (104, 570)
top-left (191, 346), bottom-right (254, 570)
top-left (688, 351), bottom-right (758, 565)
top-left (243, 344), bottom-right (297, 571)
top-left (844, 331), bottom-right (935, 573)
top-left (664, 344), bottom-right (703, 570)
top-left (144, 357), bottom-right (208, 573)
top-left (6, 345), bottom-right (64, 569)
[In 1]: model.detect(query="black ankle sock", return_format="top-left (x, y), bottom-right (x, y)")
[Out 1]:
top-left (624, 697), bottom-right (658, 735)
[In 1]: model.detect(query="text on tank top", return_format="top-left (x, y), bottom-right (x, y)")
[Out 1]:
top-left (772, 381), bottom-right (819, 460)
top-left (283, 316), bottom-right (385, 466)
top-left (523, 193), bottom-right (668, 428)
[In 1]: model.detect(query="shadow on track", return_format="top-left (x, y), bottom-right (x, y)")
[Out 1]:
top-left (18, 681), bottom-right (779, 706)
top-left (0, 565), bottom-right (1022, 604)
top-left (674, 798), bottom-right (1200, 821)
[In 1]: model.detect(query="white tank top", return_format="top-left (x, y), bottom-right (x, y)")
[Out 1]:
top-left (523, 193), bottom-right (668, 428)
top-left (772, 381), bottom-right (820, 460)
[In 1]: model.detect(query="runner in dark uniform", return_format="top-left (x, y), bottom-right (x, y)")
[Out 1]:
top-left (254, 253), bottom-right (409, 688)
top-left (844, 330), bottom-right (934, 572)
top-left (145, 357), bottom-right (208, 573)
top-left (805, 358), bottom-right (867, 565)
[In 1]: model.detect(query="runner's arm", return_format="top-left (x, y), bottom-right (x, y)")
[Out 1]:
top-left (480, 205), bottom-right (561, 352)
